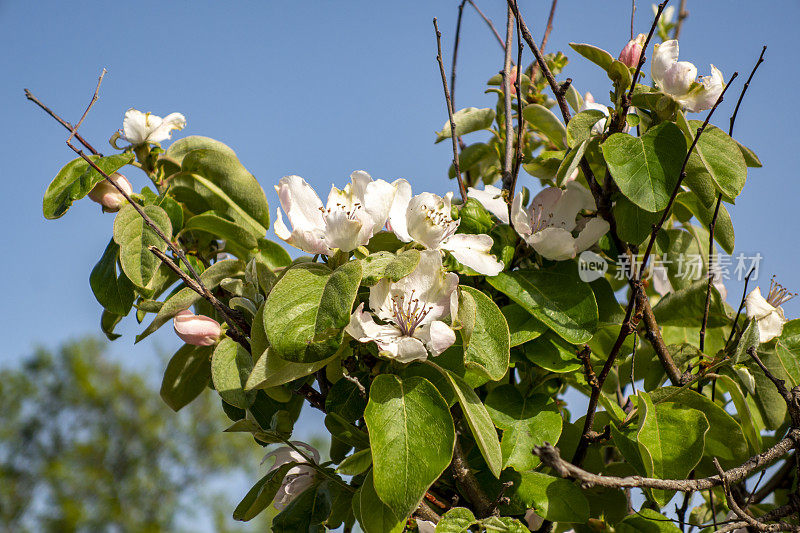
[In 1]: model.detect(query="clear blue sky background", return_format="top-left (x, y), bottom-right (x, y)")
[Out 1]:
top-left (1, 0), bottom-right (797, 527)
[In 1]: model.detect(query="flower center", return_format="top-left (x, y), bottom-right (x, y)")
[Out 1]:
top-left (421, 205), bottom-right (458, 240)
top-left (391, 290), bottom-right (433, 336)
top-left (529, 201), bottom-right (566, 234)
top-left (767, 276), bottom-right (797, 307)
top-left (320, 201), bottom-right (363, 221)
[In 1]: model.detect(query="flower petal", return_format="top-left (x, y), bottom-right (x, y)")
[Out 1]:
top-left (510, 192), bottom-right (532, 236)
top-left (745, 287), bottom-right (775, 321)
top-left (149, 112), bottom-right (186, 143)
top-left (651, 40), bottom-right (680, 90)
top-left (527, 227), bottom-right (578, 261)
top-left (393, 336), bottom-right (429, 363)
top-left (442, 233), bottom-right (504, 276)
top-left (573, 217), bottom-right (610, 253)
top-left (679, 64), bottom-right (725, 113)
top-left (467, 184), bottom-right (509, 224)
top-left (322, 210), bottom-right (365, 252)
top-left (407, 192), bottom-right (457, 250)
top-left (757, 306), bottom-right (787, 343)
top-left (415, 320), bottom-right (456, 357)
top-left (121, 108), bottom-right (149, 145)
top-left (387, 178), bottom-right (413, 242)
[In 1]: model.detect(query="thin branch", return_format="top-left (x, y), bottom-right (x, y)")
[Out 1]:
top-left (487, 481), bottom-right (514, 516)
top-left (725, 266), bottom-right (756, 349)
top-left (148, 246), bottom-right (251, 351)
top-left (466, 0), bottom-right (504, 49)
top-left (415, 501), bottom-right (441, 523)
top-left (501, 6), bottom-right (515, 191)
top-left (638, 71), bottom-right (739, 278)
top-left (630, 0), bottom-right (636, 40)
top-left (433, 18), bottom-right (467, 202)
top-left (537, 433), bottom-right (798, 491)
top-left (25, 89), bottom-right (100, 155)
top-left (451, 439), bottom-right (492, 518)
top-left (451, 1), bottom-right (468, 109)
top-left (67, 69), bottom-right (105, 148)
top-left (674, 0), bottom-right (689, 40)
top-left (296, 383), bottom-right (326, 412)
top-left (539, 0), bottom-right (558, 55)
top-left (509, 12), bottom-right (525, 197)
top-left (702, 47), bottom-right (766, 350)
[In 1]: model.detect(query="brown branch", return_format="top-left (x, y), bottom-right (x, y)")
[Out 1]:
top-left (673, 0), bottom-right (689, 40)
top-left (539, 0), bottom-right (558, 55)
top-left (537, 433), bottom-right (798, 491)
top-left (717, 505), bottom-right (800, 533)
top-left (501, 6), bottom-right (515, 191)
top-left (702, 46), bottom-right (767, 351)
top-left (296, 383), bottom-right (326, 412)
top-left (414, 501), bottom-right (441, 523)
top-left (466, 0), bottom-right (504, 49)
top-left (487, 481), bottom-right (513, 516)
top-left (25, 89), bottom-right (100, 155)
top-left (508, 12), bottom-right (525, 198)
top-left (638, 71), bottom-right (739, 278)
top-left (751, 456), bottom-right (795, 505)
top-left (630, 0), bottom-right (636, 40)
top-left (451, 1), bottom-right (467, 110)
top-left (450, 439), bottom-right (492, 518)
top-left (67, 69), bottom-right (105, 148)
top-left (433, 18), bottom-right (467, 202)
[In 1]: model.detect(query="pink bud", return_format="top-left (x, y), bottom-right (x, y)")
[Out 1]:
top-left (508, 66), bottom-right (518, 96)
top-left (87, 172), bottom-right (133, 212)
top-left (618, 33), bottom-right (647, 69)
top-left (173, 310), bottom-right (222, 346)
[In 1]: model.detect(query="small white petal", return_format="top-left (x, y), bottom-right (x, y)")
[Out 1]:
top-left (415, 320), bottom-right (456, 357)
top-left (443, 233), bottom-right (504, 276)
top-left (573, 217), bottom-right (610, 253)
top-left (527, 227), bottom-right (579, 261)
top-left (745, 287), bottom-right (775, 321)
top-left (393, 336), bottom-right (429, 363)
top-left (121, 108), bottom-right (149, 145)
top-left (148, 112), bottom-right (186, 143)
top-left (416, 520), bottom-right (437, 533)
top-left (387, 178), bottom-right (413, 242)
top-left (651, 40), bottom-right (680, 90)
top-left (510, 192), bottom-right (532, 236)
top-left (467, 184), bottom-right (509, 224)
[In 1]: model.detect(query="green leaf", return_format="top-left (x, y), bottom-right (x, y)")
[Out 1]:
top-left (182, 212), bottom-right (258, 251)
top-left (246, 348), bottom-right (338, 390)
top-left (264, 261), bottom-right (362, 363)
top-left (566, 110), bottom-right (606, 148)
top-left (326, 413), bottom-right (370, 450)
top-left (733, 319), bottom-right (759, 364)
top-left (613, 196), bottom-right (661, 245)
top-left (556, 141), bottom-right (588, 186)
top-left (522, 104), bottom-right (567, 149)
top-left (364, 375), bottom-right (455, 519)
top-left (361, 249), bottom-right (420, 286)
top-left (212, 338), bottom-right (255, 409)
top-left (435, 508), bottom-right (476, 532)
top-left (487, 265), bottom-right (598, 344)
top-left (325, 377), bottom-right (367, 422)
top-left (159, 344), bottom-right (212, 411)
top-left (736, 139), bottom-right (762, 168)
top-left (336, 448), bottom-right (372, 476)
top-left (448, 143), bottom-right (495, 179)
top-left (136, 259), bottom-right (244, 342)
top-left (501, 304), bottom-right (547, 347)
top-left (479, 516), bottom-right (529, 532)
top-left (435, 107), bottom-right (496, 143)
top-left (113, 204), bottom-right (173, 288)
top-left (685, 121), bottom-right (748, 202)
top-left (651, 280), bottom-right (728, 327)
top-left (523, 332), bottom-right (582, 373)
top-left (636, 391), bottom-right (709, 506)
top-left (233, 463), bottom-right (294, 521)
top-left (485, 386), bottom-right (562, 472)
top-left (441, 369), bottom-right (502, 478)
top-left (716, 374), bottom-right (762, 454)
top-left (602, 122), bottom-right (687, 212)
top-left (169, 148), bottom-right (269, 236)
top-left (100, 310), bottom-right (123, 341)
top-left (164, 135), bottom-right (238, 164)
top-left (569, 43), bottom-right (614, 73)
top-left (675, 191), bottom-right (735, 254)
top-left (458, 286), bottom-right (510, 381)
top-left (352, 471), bottom-right (405, 533)
top-left (89, 239), bottom-right (135, 316)
top-left (608, 59), bottom-right (633, 91)
top-left (512, 471), bottom-right (590, 522)
top-left (616, 508), bottom-right (681, 532)
top-left (43, 153), bottom-right (133, 219)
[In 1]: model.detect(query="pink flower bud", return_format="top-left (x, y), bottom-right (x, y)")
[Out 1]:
top-left (173, 310), bottom-right (221, 346)
top-left (618, 33), bottom-right (647, 69)
top-left (87, 172), bottom-right (133, 212)
top-left (508, 65), bottom-right (518, 96)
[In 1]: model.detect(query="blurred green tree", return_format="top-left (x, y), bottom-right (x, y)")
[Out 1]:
top-left (0, 338), bottom-right (272, 532)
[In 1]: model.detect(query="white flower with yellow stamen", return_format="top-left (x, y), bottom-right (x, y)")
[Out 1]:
top-left (745, 277), bottom-right (795, 343)
top-left (346, 250), bottom-right (458, 363)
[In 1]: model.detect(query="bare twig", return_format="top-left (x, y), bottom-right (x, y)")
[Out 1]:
top-left (487, 481), bottom-right (514, 516)
top-left (725, 267), bottom-right (756, 350)
top-left (674, 0), bottom-right (689, 40)
top-left (638, 72), bottom-right (739, 278)
top-left (501, 6), bottom-right (515, 191)
top-left (509, 12), bottom-right (525, 197)
top-left (434, 18), bottom-right (467, 202)
top-left (451, 1), bottom-right (468, 109)
top-left (630, 0), bottom-right (636, 40)
top-left (730, 46), bottom-right (767, 137)
top-left (296, 383), bottom-right (326, 412)
top-left (538, 433), bottom-right (798, 491)
top-left (25, 89), bottom-right (100, 155)
top-left (415, 501), bottom-right (441, 523)
top-left (67, 69), bottom-right (105, 148)
top-left (528, 0), bottom-right (559, 83)
top-left (466, 0), bottom-right (504, 49)
top-left (341, 372), bottom-right (367, 399)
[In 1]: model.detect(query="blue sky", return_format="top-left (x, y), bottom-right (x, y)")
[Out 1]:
top-left (2, 0), bottom-right (797, 404)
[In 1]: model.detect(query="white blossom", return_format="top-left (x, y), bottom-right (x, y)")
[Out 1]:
top-left (416, 520), bottom-right (436, 533)
top-left (120, 108), bottom-right (186, 145)
top-left (274, 171), bottom-right (396, 255)
top-left (467, 184), bottom-right (509, 224)
top-left (388, 182), bottom-right (504, 276)
top-left (651, 40), bottom-right (725, 113)
top-left (745, 278), bottom-right (794, 343)
top-left (261, 442), bottom-right (320, 511)
top-left (510, 182), bottom-right (609, 261)
top-left (346, 250), bottom-right (458, 363)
